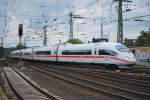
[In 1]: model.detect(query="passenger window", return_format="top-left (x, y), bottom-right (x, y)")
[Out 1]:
top-left (24, 53), bottom-right (31, 55)
top-left (99, 49), bottom-right (118, 56)
top-left (99, 50), bottom-right (111, 55)
top-left (62, 49), bottom-right (91, 55)
top-left (36, 51), bottom-right (51, 55)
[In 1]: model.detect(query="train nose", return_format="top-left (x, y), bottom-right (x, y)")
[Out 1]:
top-left (126, 54), bottom-right (136, 63)
top-left (130, 57), bottom-right (136, 63)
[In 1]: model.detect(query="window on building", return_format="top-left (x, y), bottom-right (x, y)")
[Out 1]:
top-left (62, 49), bottom-right (91, 55)
top-left (36, 51), bottom-right (51, 55)
top-left (98, 49), bottom-right (118, 56)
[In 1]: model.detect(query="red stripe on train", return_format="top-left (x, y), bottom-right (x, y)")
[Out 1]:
top-left (34, 55), bottom-right (132, 63)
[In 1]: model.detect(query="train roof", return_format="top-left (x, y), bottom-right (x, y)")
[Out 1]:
top-left (11, 48), bottom-right (32, 53)
top-left (60, 42), bottom-right (120, 49)
top-left (11, 42), bottom-right (122, 53)
top-left (33, 46), bottom-right (56, 51)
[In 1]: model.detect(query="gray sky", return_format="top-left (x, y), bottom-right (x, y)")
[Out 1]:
top-left (0, 0), bottom-right (150, 47)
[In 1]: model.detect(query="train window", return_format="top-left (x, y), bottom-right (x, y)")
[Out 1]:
top-left (36, 51), bottom-right (51, 55)
top-left (62, 49), bottom-right (91, 55)
top-left (24, 53), bottom-right (31, 55)
top-left (115, 45), bottom-right (130, 52)
top-left (16, 53), bottom-right (20, 56)
top-left (99, 50), bottom-right (111, 55)
top-left (99, 49), bottom-right (118, 56)
top-left (16, 52), bottom-right (23, 56)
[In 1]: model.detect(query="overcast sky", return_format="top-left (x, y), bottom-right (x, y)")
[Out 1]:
top-left (0, 0), bottom-right (150, 47)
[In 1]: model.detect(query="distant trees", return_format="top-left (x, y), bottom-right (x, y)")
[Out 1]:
top-left (0, 46), bottom-right (4, 58)
top-left (135, 28), bottom-right (150, 46)
top-left (124, 38), bottom-right (136, 47)
top-left (64, 38), bottom-right (83, 44)
top-left (16, 43), bottom-right (26, 49)
top-left (125, 28), bottom-right (150, 47)
top-left (4, 47), bottom-right (18, 57)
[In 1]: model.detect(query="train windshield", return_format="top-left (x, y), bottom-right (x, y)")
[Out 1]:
top-left (115, 45), bottom-right (130, 52)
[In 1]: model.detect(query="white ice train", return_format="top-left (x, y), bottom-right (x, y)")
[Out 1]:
top-left (11, 42), bottom-right (136, 67)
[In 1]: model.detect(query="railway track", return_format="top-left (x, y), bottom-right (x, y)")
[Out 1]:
top-left (61, 64), bottom-right (150, 80)
top-left (30, 62), bottom-right (150, 88)
top-left (0, 62), bottom-right (62, 100)
top-left (57, 63), bottom-right (150, 82)
top-left (36, 64), bottom-right (150, 93)
top-left (29, 60), bottom-right (150, 80)
top-left (25, 62), bottom-right (150, 100)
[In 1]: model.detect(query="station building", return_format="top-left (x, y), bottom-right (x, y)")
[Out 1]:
top-left (131, 47), bottom-right (150, 62)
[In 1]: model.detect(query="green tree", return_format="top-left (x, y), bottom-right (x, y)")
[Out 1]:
top-left (136, 28), bottom-right (150, 46)
top-left (0, 46), bottom-right (4, 58)
top-left (65, 38), bottom-right (83, 44)
top-left (16, 43), bottom-right (26, 49)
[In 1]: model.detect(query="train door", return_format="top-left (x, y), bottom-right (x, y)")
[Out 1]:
top-left (94, 47), bottom-right (111, 64)
top-left (31, 48), bottom-right (34, 60)
top-left (94, 45), bottom-right (100, 64)
top-left (56, 44), bottom-right (61, 63)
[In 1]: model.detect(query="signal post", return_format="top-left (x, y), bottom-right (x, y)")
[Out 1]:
top-left (18, 24), bottom-right (23, 67)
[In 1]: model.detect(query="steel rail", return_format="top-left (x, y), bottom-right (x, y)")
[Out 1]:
top-left (2, 62), bottom-right (62, 100)
top-left (27, 64), bottom-right (141, 100)
top-left (39, 65), bottom-right (150, 92)
top-left (31, 65), bottom-right (150, 100)
top-left (0, 64), bottom-right (24, 100)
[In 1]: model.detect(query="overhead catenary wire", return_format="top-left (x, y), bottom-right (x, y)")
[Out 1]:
top-left (1, 0), bottom-right (150, 47)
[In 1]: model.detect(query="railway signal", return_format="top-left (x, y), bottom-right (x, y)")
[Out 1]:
top-left (18, 24), bottom-right (23, 37)
top-left (18, 24), bottom-right (23, 67)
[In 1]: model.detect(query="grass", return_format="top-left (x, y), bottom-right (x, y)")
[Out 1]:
top-left (0, 87), bottom-right (8, 100)
top-left (131, 64), bottom-right (149, 69)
